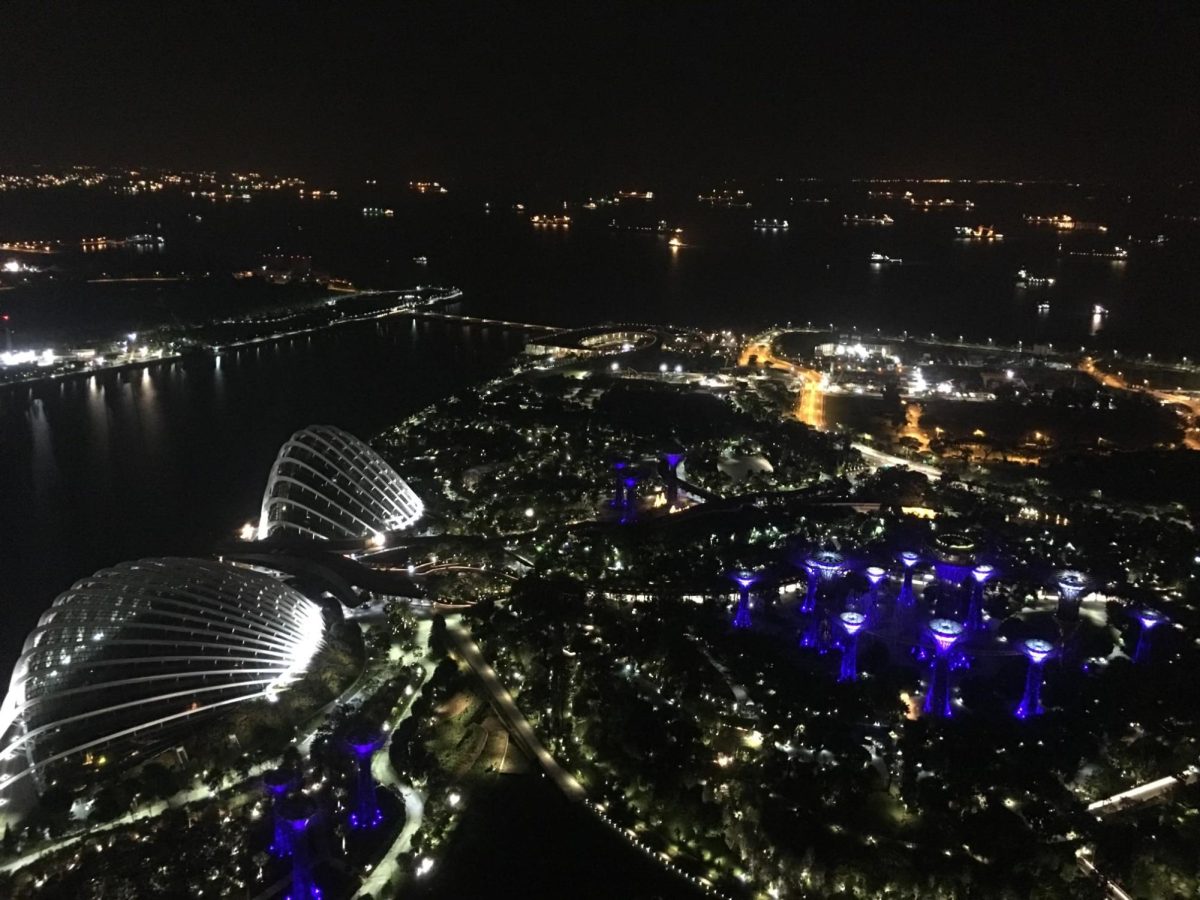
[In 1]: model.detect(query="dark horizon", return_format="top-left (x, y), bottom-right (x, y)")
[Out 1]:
top-left (3, 3), bottom-right (1197, 187)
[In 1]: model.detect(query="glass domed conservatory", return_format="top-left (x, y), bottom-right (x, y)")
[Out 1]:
top-left (257, 425), bottom-right (423, 541)
top-left (0, 558), bottom-right (326, 820)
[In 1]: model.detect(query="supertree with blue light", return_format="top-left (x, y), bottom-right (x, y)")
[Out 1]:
top-left (807, 550), bottom-right (846, 587)
top-left (1055, 571), bottom-right (1088, 622)
top-left (798, 551), bottom-right (844, 649)
top-left (1015, 638), bottom-right (1054, 719)
top-left (621, 476), bottom-right (641, 522)
top-left (966, 563), bottom-right (995, 632)
top-left (263, 768), bottom-right (300, 858)
top-left (800, 563), bottom-right (818, 613)
top-left (862, 565), bottom-right (887, 624)
top-left (280, 795), bottom-right (321, 900)
top-left (837, 611), bottom-right (867, 681)
top-left (611, 460), bottom-right (633, 515)
top-left (897, 551), bottom-right (920, 607)
top-left (345, 725), bottom-right (385, 829)
top-left (731, 571), bottom-right (756, 629)
top-left (1133, 609), bottom-right (1166, 663)
top-left (923, 618), bottom-right (965, 718)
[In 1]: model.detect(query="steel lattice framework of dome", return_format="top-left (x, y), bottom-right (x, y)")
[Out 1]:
top-left (0, 558), bottom-right (326, 816)
top-left (257, 425), bottom-right (423, 541)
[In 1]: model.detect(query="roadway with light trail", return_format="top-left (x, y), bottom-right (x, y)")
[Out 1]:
top-left (742, 332), bottom-right (945, 480)
top-left (1086, 765), bottom-right (1200, 816)
top-left (738, 333), bottom-right (826, 429)
top-left (1080, 356), bottom-right (1200, 450)
top-left (851, 441), bottom-right (942, 480)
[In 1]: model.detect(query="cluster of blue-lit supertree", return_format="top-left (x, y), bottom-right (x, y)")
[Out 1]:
top-left (728, 550), bottom-right (1171, 721)
top-left (261, 770), bottom-right (322, 900)
top-left (258, 725), bottom-right (387, 898)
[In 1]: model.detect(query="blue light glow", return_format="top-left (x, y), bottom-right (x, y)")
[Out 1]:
top-left (1015, 638), bottom-right (1054, 718)
top-left (732, 597), bottom-right (753, 629)
top-left (923, 619), bottom-right (964, 717)
top-left (971, 563), bottom-right (996, 583)
top-left (837, 611), bottom-right (866, 681)
top-left (934, 562), bottom-right (973, 584)
top-left (282, 798), bottom-right (320, 900)
top-left (966, 567), bottom-right (993, 632)
top-left (264, 769), bottom-right (298, 858)
top-left (1134, 609), bottom-right (1166, 663)
top-left (806, 551), bottom-right (846, 581)
top-left (1056, 570), bottom-right (1087, 600)
top-left (347, 730), bottom-right (384, 830)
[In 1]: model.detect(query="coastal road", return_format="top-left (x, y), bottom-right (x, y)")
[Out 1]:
top-left (1080, 357), bottom-right (1200, 450)
top-left (738, 333), bottom-right (826, 429)
top-left (794, 367), bottom-right (826, 429)
top-left (446, 624), bottom-right (586, 801)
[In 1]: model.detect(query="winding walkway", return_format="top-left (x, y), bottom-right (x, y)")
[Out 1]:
top-left (352, 620), bottom-right (437, 897)
top-left (446, 624), bottom-right (586, 801)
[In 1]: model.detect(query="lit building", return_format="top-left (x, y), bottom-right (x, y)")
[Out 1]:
top-left (258, 425), bottom-right (423, 541)
top-left (0, 558), bottom-right (327, 822)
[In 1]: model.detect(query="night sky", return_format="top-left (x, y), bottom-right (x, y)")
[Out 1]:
top-left (3, 2), bottom-right (1197, 187)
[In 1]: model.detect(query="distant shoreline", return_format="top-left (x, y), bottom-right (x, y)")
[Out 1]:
top-left (0, 287), bottom-right (465, 393)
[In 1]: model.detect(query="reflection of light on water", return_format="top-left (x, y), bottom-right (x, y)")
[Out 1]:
top-left (28, 399), bottom-right (59, 495)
